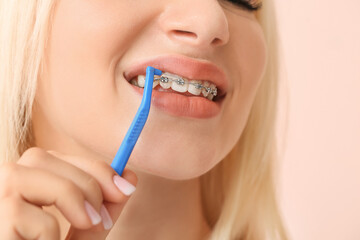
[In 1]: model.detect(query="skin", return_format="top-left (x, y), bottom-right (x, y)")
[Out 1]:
top-left (0, 0), bottom-right (267, 239)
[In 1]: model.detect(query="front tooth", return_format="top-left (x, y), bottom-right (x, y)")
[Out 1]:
top-left (201, 81), bottom-right (210, 97)
top-left (137, 75), bottom-right (145, 88)
top-left (171, 78), bottom-right (188, 92)
top-left (159, 77), bottom-right (171, 89)
top-left (188, 80), bottom-right (202, 95)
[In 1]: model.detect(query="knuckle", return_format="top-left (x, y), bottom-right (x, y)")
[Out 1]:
top-left (19, 147), bottom-right (47, 166)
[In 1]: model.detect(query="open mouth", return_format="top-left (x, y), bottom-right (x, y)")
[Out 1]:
top-left (122, 55), bottom-right (229, 119)
top-left (127, 71), bottom-right (226, 102)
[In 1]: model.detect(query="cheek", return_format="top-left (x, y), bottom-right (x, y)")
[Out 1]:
top-left (217, 19), bottom-right (268, 156)
top-left (42, 0), bottom-right (165, 120)
top-left (36, 0), bottom-right (158, 157)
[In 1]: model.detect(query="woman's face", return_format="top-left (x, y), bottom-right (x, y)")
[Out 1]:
top-left (34, 0), bottom-right (267, 180)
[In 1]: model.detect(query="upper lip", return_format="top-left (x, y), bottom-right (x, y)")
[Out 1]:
top-left (123, 54), bottom-right (229, 97)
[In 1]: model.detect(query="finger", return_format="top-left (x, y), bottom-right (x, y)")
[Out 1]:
top-left (66, 170), bottom-right (138, 239)
top-left (0, 163), bottom-right (100, 229)
top-left (46, 150), bottom-right (138, 202)
top-left (0, 196), bottom-right (60, 240)
top-left (17, 148), bottom-right (137, 233)
top-left (67, 200), bottom-right (127, 240)
top-left (18, 148), bottom-right (104, 212)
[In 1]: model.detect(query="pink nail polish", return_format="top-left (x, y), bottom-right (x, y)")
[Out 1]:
top-left (113, 175), bottom-right (136, 196)
top-left (84, 201), bottom-right (102, 225)
top-left (100, 204), bottom-right (113, 230)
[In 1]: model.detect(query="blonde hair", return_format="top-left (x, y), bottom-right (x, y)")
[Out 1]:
top-left (0, 0), bottom-right (288, 239)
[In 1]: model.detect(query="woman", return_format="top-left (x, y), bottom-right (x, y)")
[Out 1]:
top-left (0, 0), bottom-right (288, 239)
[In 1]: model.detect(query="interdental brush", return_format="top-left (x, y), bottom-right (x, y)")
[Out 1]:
top-left (111, 66), bottom-right (162, 176)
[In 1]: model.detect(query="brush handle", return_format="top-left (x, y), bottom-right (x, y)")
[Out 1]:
top-left (111, 66), bottom-right (162, 176)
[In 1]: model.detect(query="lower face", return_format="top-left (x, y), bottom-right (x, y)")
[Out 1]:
top-left (33, 0), bottom-right (267, 180)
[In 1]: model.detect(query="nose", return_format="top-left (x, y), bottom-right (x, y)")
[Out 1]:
top-left (157, 0), bottom-right (230, 50)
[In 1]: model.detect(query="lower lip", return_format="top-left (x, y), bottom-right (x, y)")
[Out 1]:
top-left (129, 84), bottom-right (223, 119)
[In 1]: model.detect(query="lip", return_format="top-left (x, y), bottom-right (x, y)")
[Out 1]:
top-left (122, 54), bottom-right (228, 119)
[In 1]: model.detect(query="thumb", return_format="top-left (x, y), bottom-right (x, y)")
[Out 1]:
top-left (66, 169), bottom-right (137, 240)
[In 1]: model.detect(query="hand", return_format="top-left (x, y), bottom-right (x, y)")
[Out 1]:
top-left (0, 147), bottom-right (137, 240)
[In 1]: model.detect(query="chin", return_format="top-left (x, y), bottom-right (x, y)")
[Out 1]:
top-left (126, 147), bottom-right (219, 180)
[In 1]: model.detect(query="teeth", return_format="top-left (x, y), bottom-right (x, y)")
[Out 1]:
top-left (137, 75), bottom-right (145, 88)
top-left (159, 76), bottom-right (171, 89)
top-left (153, 79), bottom-right (160, 88)
top-left (201, 81), bottom-right (210, 97)
top-left (130, 79), bottom-right (138, 87)
top-left (135, 75), bottom-right (160, 89)
top-left (129, 72), bottom-right (219, 101)
top-left (209, 84), bottom-right (216, 97)
top-left (171, 78), bottom-right (188, 92)
top-left (188, 80), bottom-right (202, 96)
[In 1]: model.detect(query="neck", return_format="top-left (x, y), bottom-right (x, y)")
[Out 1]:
top-left (108, 168), bottom-right (211, 240)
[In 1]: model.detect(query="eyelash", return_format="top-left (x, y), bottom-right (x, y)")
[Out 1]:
top-left (226, 0), bottom-right (262, 11)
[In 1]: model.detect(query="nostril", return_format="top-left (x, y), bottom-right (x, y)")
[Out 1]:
top-left (168, 29), bottom-right (225, 47)
top-left (211, 38), bottom-right (223, 46)
top-left (170, 30), bottom-right (198, 40)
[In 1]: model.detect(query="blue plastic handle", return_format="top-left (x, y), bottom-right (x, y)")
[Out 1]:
top-left (111, 66), bottom-right (162, 176)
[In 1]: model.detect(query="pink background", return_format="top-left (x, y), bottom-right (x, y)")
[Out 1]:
top-left (274, 0), bottom-right (360, 239)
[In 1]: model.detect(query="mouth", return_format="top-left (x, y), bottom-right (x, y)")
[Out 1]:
top-left (127, 71), bottom-right (224, 102)
top-left (123, 55), bottom-right (229, 118)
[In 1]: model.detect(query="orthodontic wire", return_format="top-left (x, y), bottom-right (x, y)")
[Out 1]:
top-left (153, 75), bottom-right (218, 97)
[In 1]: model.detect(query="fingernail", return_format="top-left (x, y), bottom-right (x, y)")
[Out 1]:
top-left (84, 201), bottom-right (102, 225)
top-left (100, 204), bottom-right (113, 230)
top-left (113, 175), bottom-right (136, 196)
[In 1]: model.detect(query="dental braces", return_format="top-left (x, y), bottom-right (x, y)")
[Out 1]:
top-left (153, 73), bottom-right (218, 97)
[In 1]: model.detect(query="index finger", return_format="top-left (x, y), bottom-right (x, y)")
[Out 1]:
top-left (47, 151), bottom-right (137, 203)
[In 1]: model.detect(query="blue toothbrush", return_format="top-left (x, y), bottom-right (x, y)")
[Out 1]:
top-left (111, 66), bottom-right (162, 176)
